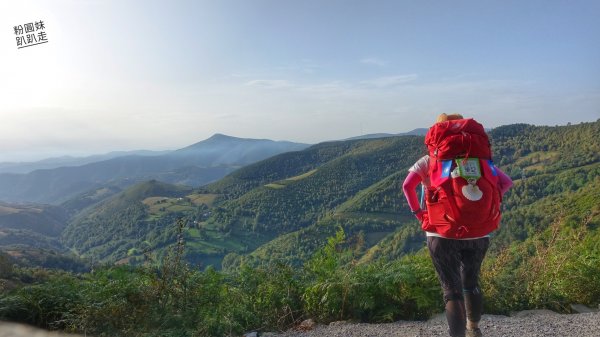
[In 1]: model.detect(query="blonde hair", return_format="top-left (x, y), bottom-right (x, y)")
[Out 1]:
top-left (436, 113), bottom-right (464, 123)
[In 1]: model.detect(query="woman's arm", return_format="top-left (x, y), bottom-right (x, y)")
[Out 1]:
top-left (496, 167), bottom-right (513, 195)
top-left (402, 171), bottom-right (423, 212)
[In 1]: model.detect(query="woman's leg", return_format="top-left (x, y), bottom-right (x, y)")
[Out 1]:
top-left (427, 236), bottom-right (466, 337)
top-left (459, 238), bottom-right (490, 331)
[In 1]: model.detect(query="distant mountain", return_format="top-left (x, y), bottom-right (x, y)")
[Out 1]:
top-left (167, 133), bottom-right (309, 166)
top-left (0, 134), bottom-right (310, 204)
top-left (344, 128), bottom-right (428, 140)
top-left (0, 150), bottom-right (171, 174)
top-left (403, 128), bottom-right (429, 136)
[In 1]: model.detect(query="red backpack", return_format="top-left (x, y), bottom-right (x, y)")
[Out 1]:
top-left (422, 118), bottom-right (501, 238)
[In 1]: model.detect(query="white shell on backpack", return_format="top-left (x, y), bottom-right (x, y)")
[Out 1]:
top-left (462, 184), bottom-right (483, 201)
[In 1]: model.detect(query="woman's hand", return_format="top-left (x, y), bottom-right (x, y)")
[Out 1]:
top-left (415, 209), bottom-right (428, 223)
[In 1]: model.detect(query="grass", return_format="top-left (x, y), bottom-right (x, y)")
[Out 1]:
top-left (184, 218), bottom-right (280, 262)
top-left (143, 197), bottom-right (195, 216)
top-left (265, 169), bottom-right (318, 189)
top-left (141, 197), bottom-right (167, 204)
top-left (511, 161), bottom-right (600, 184)
top-left (187, 193), bottom-right (218, 206)
top-left (186, 235), bottom-right (244, 255)
top-left (287, 169), bottom-right (318, 181)
top-left (167, 205), bottom-right (193, 212)
top-left (91, 187), bottom-right (114, 198)
top-left (144, 193), bottom-right (219, 216)
top-left (0, 204), bottom-right (45, 215)
top-left (364, 231), bottom-right (394, 246)
top-left (334, 211), bottom-right (407, 222)
top-left (186, 227), bottom-right (248, 252)
top-left (265, 183), bottom-right (286, 189)
top-left (515, 151), bottom-right (560, 171)
top-left (523, 164), bottom-right (546, 172)
top-left (515, 150), bottom-right (559, 163)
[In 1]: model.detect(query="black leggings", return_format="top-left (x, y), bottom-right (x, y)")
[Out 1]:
top-left (427, 236), bottom-right (490, 337)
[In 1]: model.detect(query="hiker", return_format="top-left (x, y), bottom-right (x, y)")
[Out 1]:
top-left (402, 113), bottom-right (513, 337)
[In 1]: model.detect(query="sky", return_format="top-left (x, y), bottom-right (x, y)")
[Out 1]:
top-left (1, 0), bottom-right (599, 162)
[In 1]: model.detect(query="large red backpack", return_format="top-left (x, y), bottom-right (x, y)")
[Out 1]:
top-left (422, 118), bottom-right (501, 238)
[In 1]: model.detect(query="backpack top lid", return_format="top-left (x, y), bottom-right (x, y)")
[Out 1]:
top-left (424, 118), bottom-right (492, 160)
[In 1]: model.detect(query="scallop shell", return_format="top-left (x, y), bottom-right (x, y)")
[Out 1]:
top-left (462, 184), bottom-right (483, 201)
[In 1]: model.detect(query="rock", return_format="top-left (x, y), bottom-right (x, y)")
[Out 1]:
top-left (511, 309), bottom-right (560, 317)
top-left (243, 332), bottom-right (258, 337)
top-left (481, 314), bottom-right (510, 321)
top-left (428, 313), bottom-right (446, 323)
top-left (571, 304), bottom-right (599, 313)
top-left (0, 322), bottom-right (84, 337)
top-left (328, 320), bottom-right (349, 326)
top-left (296, 319), bottom-right (316, 331)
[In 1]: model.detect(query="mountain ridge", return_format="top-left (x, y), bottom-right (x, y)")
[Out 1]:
top-left (343, 128), bottom-right (428, 140)
top-left (0, 134), bottom-right (310, 204)
top-left (0, 150), bottom-right (172, 174)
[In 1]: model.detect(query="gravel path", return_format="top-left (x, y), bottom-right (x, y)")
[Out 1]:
top-left (271, 310), bottom-right (600, 337)
top-left (1, 311), bottom-right (598, 337)
top-left (0, 322), bottom-right (83, 337)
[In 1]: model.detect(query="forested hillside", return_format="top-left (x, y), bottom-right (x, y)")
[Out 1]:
top-left (61, 180), bottom-right (194, 262)
top-left (0, 203), bottom-right (68, 253)
top-left (206, 136), bottom-right (424, 234)
top-left (488, 121), bottom-right (599, 248)
top-left (62, 136), bottom-right (426, 266)
top-left (58, 120), bottom-right (600, 269)
top-left (228, 120), bottom-right (599, 269)
top-left (0, 203), bottom-right (86, 270)
top-left (0, 203), bottom-right (68, 237)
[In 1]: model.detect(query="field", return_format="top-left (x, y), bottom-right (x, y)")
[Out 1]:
top-left (142, 193), bottom-right (218, 219)
top-left (265, 169), bottom-right (318, 189)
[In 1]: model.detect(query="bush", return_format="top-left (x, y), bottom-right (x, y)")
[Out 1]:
top-left (482, 217), bottom-right (600, 314)
top-left (1, 222), bottom-right (598, 336)
top-left (0, 273), bottom-right (81, 330)
top-left (302, 227), bottom-right (441, 323)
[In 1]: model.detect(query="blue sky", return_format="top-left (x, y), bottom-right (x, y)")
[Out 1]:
top-left (1, 0), bottom-right (599, 161)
